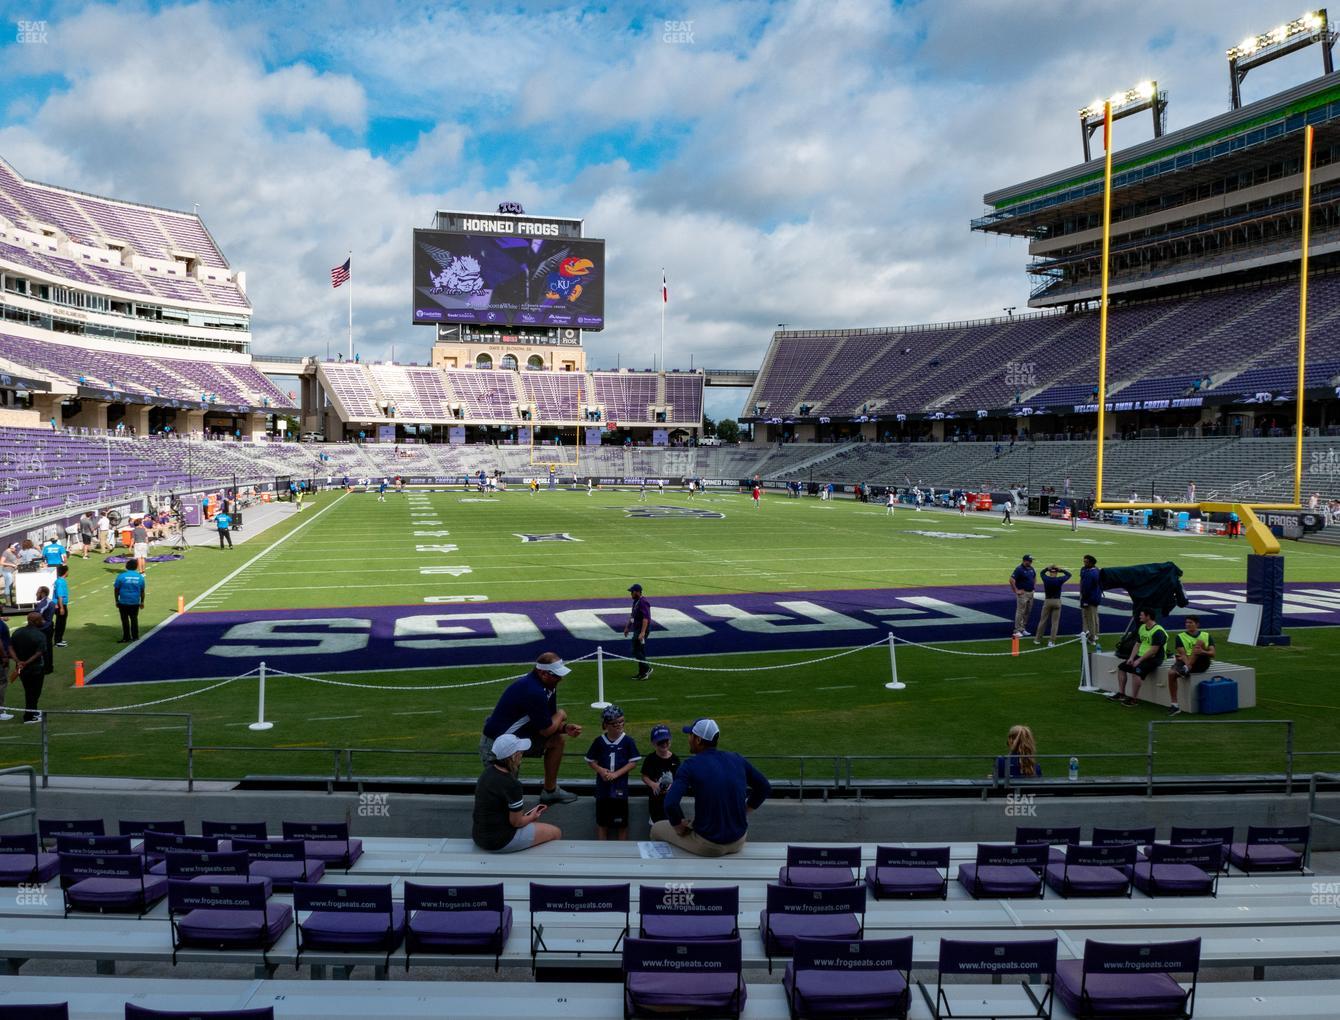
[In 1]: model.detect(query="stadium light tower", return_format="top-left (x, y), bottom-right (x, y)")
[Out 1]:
top-left (1079, 81), bottom-right (1166, 162)
top-left (1229, 10), bottom-right (1336, 109)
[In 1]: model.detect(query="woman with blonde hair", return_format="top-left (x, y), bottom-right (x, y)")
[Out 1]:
top-left (995, 724), bottom-right (1042, 779)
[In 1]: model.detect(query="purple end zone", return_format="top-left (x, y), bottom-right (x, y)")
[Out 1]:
top-left (86, 582), bottom-right (1340, 685)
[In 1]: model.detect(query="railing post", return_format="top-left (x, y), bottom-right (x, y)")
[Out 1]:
top-left (798, 758), bottom-right (805, 802)
top-left (249, 661), bottom-right (274, 731)
top-left (1285, 721), bottom-right (1295, 796)
top-left (592, 646), bottom-right (610, 709)
top-left (885, 633), bottom-right (905, 690)
top-left (186, 715), bottom-right (194, 793)
top-left (40, 714), bottom-right (49, 789)
top-left (1146, 722), bottom-right (1156, 797)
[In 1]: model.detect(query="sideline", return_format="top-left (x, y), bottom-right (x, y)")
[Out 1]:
top-left (84, 492), bottom-right (350, 684)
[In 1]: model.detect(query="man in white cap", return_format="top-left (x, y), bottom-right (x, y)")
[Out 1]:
top-left (480, 651), bottom-right (583, 804)
top-left (472, 733), bottom-right (562, 852)
top-left (648, 718), bottom-right (770, 857)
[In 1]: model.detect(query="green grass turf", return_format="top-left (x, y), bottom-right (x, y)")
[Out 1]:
top-left (5, 486), bottom-right (1340, 784)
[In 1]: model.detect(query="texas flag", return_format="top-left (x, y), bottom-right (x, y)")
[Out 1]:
top-left (662, 270), bottom-right (668, 304)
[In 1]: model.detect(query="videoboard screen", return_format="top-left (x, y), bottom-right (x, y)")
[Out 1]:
top-left (412, 229), bottom-right (605, 329)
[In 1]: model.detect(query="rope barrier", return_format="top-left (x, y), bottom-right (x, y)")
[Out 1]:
top-left (889, 634), bottom-right (1085, 657)
top-left (263, 651), bottom-right (600, 693)
top-left (65, 666), bottom-right (258, 714)
top-left (601, 635), bottom-right (892, 673)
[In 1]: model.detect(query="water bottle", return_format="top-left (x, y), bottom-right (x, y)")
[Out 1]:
top-left (1068, 757), bottom-right (1079, 782)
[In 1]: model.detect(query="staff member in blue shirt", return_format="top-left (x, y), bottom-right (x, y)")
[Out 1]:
top-left (1009, 554), bottom-right (1036, 638)
top-left (215, 510), bottom-right (234, 549)
top-left (480, 652), bottom-right (583, 804)
top-left (1080, 555), bottom-right (1103, 650)
top-left (1034, 564), bottom-right (1071, 647)
top-left (650, 718), bottom-right (770, 857)
top-left (41, 536), bottom-right (67, 567)
top-left (113, 559), bottom-right (146, 643)
top-left (52, 564), bottom-right (71, 648)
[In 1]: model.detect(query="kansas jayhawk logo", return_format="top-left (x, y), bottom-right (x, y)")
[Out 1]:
top-left (537, 250), bottom-right (597, 306)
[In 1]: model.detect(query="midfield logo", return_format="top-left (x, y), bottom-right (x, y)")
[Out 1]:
top-left (907, 531), bottom-right (992, 540)
top-left (514, 533), bottom-right (582, 543)
top-left (620, 505), bottom-right (725, 520)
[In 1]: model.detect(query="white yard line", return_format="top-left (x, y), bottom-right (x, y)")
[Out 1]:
top-left (85, 492), bottom-right (351, 684)
top-left (307, 714), bottom-right (362, 722)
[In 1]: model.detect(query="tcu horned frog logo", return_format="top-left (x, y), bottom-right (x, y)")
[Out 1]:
top-left (428, 254), bottom-right (485, 295)
top-left (621, 505), bottom-right (725, 520)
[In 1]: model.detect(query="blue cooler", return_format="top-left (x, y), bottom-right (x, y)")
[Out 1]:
top-left (1197, 676), bottom-right (1239, 715)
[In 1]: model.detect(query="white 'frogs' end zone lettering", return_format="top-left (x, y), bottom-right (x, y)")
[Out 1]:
top-left (554, 606), bottom-right (713, 642)
top-left (423, 595), bottom-right (489, 603)
top-left (206, 618), bottom-right (371, 657)
top-left (393, 613), bottom-right (541, 648)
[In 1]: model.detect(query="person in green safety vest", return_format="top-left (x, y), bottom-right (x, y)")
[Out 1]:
top-left (1166, 616), bottom-right (1215, 717)
top-left (1106, 607), bottom-right (1168, 707)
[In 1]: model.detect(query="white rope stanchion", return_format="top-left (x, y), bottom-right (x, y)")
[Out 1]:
top-left (884, 631), bottom-right (906, 691)
top-left (249, 660), bottom-right (274, 731)
top-left (591, 645), bottom-right (611, 710)
top-left (1077, 634), bottom-right (1099, 693)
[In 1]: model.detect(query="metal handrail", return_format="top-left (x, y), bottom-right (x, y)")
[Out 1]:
top-left (1147, 719), bottom-right (1294, 797)
top-left (1306, 771), bottom-right (1340, 868)
top-left (38, 710), bottom-right (191, 790)
top-left (0, 765), bottom-right (38, 834)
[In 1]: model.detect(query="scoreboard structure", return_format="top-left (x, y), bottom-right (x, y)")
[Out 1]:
top-left (416, 206), bottom-right (601, 374)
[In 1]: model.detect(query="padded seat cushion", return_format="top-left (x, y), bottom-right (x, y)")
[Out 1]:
top-left (641, 912), bottom-right (737, 940)
top-left (0, 852), bottom-right (59, 885)
top-left (783, 966), bottom-right (909, 1017)
top-left (1045, 863), bottom-right (1129, 896)
top-left (301, 903), bottom-right (405, 948)
top-left (957, 863), bottom-right (1042, 897)
top-left (759, 910), bottom-right (861, 953)
top-left (1055, 960), bottom-right (1188, 1016)
top-left (1132, 862), bottom-right (1213, 895)
top-left (408, 906), bottom-right (512, 949)
top-left (66, 874), bottom-right (168, 910)
top-left (864, 865), bottom-right (944, 897)
top-left (626, 971), bottom-right (745, 1012)
top-left (778, 865), bottom-right (855, 888)
top-left (175, 903), bottom-right (293, 946)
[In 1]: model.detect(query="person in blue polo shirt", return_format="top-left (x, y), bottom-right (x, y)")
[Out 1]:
top-left (52, 565), bottom-right (71, 648)
top-left (650, 718), bottom-right (770, 857)
top-left (480, 652), bottom-right (583, 804)
top-left (41, 535), bottom-right (67, 568)
top-left (215, 509), bottom-right (234, 550)
top-left (1009, 554), bottom-right (1036, 638)
top-left (113, 559), bottom-right (146, 643)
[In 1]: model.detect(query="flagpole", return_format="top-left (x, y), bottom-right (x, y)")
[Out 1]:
top-left (659, 267), bottom-right (665, 372)
top-left (347, 250), bottom-right (353, 361)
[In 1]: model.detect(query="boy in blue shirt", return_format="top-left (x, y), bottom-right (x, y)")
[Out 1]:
top-left (52, 565), bottom-right (71, 648)
top-left (585, 704), bottom-right (641, 840)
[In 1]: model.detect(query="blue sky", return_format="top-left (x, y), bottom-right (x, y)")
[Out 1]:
top-left (0, 0), bottom-right (1324, 421)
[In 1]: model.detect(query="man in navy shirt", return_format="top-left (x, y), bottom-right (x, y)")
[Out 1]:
top-left (480, 652), bottom-right (583, 804)
top-left (1009, 554), bottom-right (1036, 638)
top-left (1034, 564), bottom-right (1071, 647)
top-left (0, 617), bottom-right (14, 720)
top-left (1080, 554), bottom-right (1103, 650)
top-left (650, 718), bottom-right (770, 857)
top-left (624, 583), bottom-right (653, 681)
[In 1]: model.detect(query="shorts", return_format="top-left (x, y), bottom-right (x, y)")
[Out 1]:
top-left (479, 732), bottom-right (549, 765)
top-left (1174, 654), bottom-right (1212, 677)
top-left (491, 823), bottom-right (536, 854)
top-left (133, 543), bottom-right (149, 562)
top-left (596, 798), bottom-right (630, 830)
top-left (1118, 657), bottom-right (1161, 679)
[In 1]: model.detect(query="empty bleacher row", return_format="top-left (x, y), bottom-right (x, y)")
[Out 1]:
top-left (746, 273), bottom-right (1340, 417)
top-left (0, 817), bottom-right (1335, 1018)
top-left (316, 363), bottom-right (704, 426)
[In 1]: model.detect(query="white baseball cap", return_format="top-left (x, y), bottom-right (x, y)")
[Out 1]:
top-left (682, 718), bottom-right (721, 742)
top-left (491, 734), bottom-right (532, 759)
top-left (535, 657), bottom-right (571, 677)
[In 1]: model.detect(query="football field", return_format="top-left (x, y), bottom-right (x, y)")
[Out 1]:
top-left (9, 486), bottom-right (1340, 785)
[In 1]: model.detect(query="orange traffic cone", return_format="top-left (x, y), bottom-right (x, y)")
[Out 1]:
top-left (177, 595), bottom-right (185, 614)
top-left (74, 660), bottom-right (85, 687)
top-left (1011, 635), bottom-right (1020, 657)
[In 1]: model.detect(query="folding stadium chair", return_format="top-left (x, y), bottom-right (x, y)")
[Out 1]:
top-left (1044, 844), bottom-right (1136, 898)
top-left (622, 938), bottom-right (746, 1020)
top-left (293, 881), bottom-right (404, 971)
top-left (529, 882), bottom-right (630, 973)
top-left (759, 884), bottom-right (866, 972)
top-left (1167, 826), bottom-right (1233, 875)
top-left (920, 938), bottom-right (1058, 1020)
top-left (777, 845), bottom-right (862, 888)
top-left (280, 820), bottom-right (363, 871)
top-left (404, 881), bottom-right (513, 971)
top-left (638, 883), bottom-right (739, 940)
top-left (200, 820), bottom-right (269, 848)
top-left (54, 833), bottom-right (134, 867)
top-left (167, 878), bottom-right (292, 966)
top-left (229, 837), bottom-right (325, 892)
top-left (957, 843), bottom-right (1048, 899)
top-left (1133, 843), bottom-right (1221, 897)
top-left (0, 832), bottom-right (60, 885)
top-left (1016, 826), bottom-right (1082, 864)
top-left (59, 852), bottom-right (167, 916)
top-left (1227, 824), bottom-right (1310, 875)
top-left (1091, 826), bottom-right (1156, 848)
top-left (141, 832), bottom-right (219, 870)
top-left (38, 818), bottom-right (104, 847)
top-left (784, 936), bottom-right (913, 1019)
top-left (864, 845), bottom-right (950, 899)
top-left (1054, 938), bottom-right (1200, 1019)
top-left (162, 850), bottom-right (272, 897)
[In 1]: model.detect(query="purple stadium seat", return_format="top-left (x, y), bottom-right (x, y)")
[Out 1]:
top-left (168, 879), bottom-right (292, 964)
top-left (623, 938), bottom-right (746, 1020)
top-left (281, 821), bottom-right (363, 870)
top-left (38, 819), bottom-right (105, 846)
top-left (956, 843), bottom-right (1048, 899)
top-left (125, 1008), bottom-right (274, 1020)
top-left (1016, 825), bottom-right (1081, 863)
top-left (784, 936), bottom-right (913, 1019)
top-left (1132, 843), bottom-right (1221, 897)
top-left (201, 820), bottom-right (268, 851)
top-left (119, 820), bottom-right (187, 839)
top-left (638, 883), bottom-right (739, 940)
top-left (0, 833), bottom-right (60, 885)
top-left (161, 850), bottom-right (272, 898)
top-left (229, 838), bottom-right (324, 891)
top-left (529, 883), bottom-right (630, 970)
top-left (1228, 824), bottom-right (1309, 875)
top-left (778, 845), bottom-right (861, 888)
top-left (294, 882), bottom-right (404, 967)
top-left (1166, 826), bottom-right (1233, 873)
top-left (55, 834), bottom-right (135, 877)
top-left (1055, 938), bottom-right (1200, 1019)
top-left (404, 881), bottom-right (513, 970)
top-left (143, 833), bottom-right (219, 870)
top-left (864, 845), bottom-right (950, 899)
top-left (1091, 826), bottom-right (1156, 848)
top-left (1045, 844), bottom-right (1136, 898)
top-left (926, 938), bottom-right (1057, 1020)
top-left (0, 1005), bottom-right (67, 1019)
top-left (59, 852), bottom-right (167, 916)
top-left (759, 884), bottom-right (865, 971)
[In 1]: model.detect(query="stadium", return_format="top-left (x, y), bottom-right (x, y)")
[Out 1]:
top-left (1, 4), bottom-right (1340, 1019)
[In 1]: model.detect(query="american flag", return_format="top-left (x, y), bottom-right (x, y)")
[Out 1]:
top-left (331, 258), bottom-right (350, 288)
top-left (662, 270), bottom-right (668, 304)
